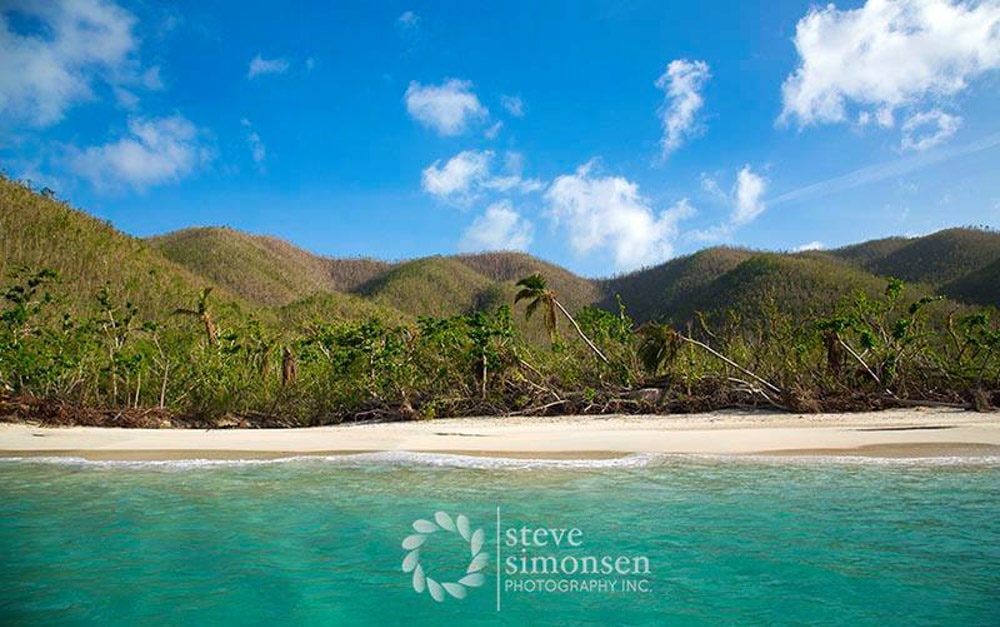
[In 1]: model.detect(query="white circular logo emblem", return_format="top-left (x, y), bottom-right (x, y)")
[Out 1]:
top-left (401, 511), bottom-right (488, 602)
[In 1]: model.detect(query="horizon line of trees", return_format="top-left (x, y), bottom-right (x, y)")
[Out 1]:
top-left (1, 265), bottom-right (998, 426)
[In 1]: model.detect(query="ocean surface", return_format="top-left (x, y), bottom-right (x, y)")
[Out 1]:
top-left (1, 453), bottom-right (998, 625)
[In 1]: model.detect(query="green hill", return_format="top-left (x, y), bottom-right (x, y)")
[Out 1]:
top-left (6, 176), bottom-right (998, 336)
top-left (678, 254), bottom-right (898, 322)
top-left (941, 258), bottom-right (1000, 307)
top-left (832, 228), bottom-right (1000, 286)
top-left (453, 252), bottom-right (600, 312)
top-left (149, 227), bottom-right (391, 306)
top-left (279, 291), bottom-right (410, 328)
top-left (327, 258), bottom-right (393, 291)
top-left (352, 256), bottom-right (498, 318)
top-left (825, 236), bottom-right (910, 267)
top-left (149, 227), bottom-right (337, 306)
top-left (602, 247), bottom-right (753, 323)
top-left (0, 177), bottom-right (246, 317)
top-left (604, 249), bottom-right (896, 325)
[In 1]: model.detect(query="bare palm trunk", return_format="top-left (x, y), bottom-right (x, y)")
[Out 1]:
top-left (159, 365), bottom-right (168, 409)
top-left (553, 300), bottom-right (610, 364)
top-left (202, 314), bottom-right (218, 346)
top-left (282, 347), bottom-right (298, 387)
top-left (481, 356), bottom-right (487, 399)
top-left (680, 335), bottom-right (781, 395)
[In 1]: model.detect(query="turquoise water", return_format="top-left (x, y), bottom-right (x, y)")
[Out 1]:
top-left (1, 453), bottom-right (999, 625)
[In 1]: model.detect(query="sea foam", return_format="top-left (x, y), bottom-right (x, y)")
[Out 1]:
top-left (1, 450), bottom-right (998, 471)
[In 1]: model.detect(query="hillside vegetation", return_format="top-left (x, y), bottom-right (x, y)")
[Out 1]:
top-left (353, 256), bottom-right (498, 318)
top-left (149, 227), bottom-right (391, 306)
top-left (942, 258), bottom-right (1000, 307)
top-left (831, 228), bottom-right (1000, 287)
top-left (149, 227), bottom-right (337, 307)
top-left (2, 177), bottom-right (998, 425)
top-left (455, 252), bottom-right (601, 310)
top-left (0, 178), bottom-right (247, 318)
top-left (144, 217), bottom-right (1000, 324)
top-left (602, 247), bottom-right (753, 323)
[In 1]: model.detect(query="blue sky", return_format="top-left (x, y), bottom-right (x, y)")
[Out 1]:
top-left (2, 0), bottom-right (999, 276)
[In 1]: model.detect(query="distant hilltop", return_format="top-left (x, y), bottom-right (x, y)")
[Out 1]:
top-left (3, 176), bottom-right (999, 329)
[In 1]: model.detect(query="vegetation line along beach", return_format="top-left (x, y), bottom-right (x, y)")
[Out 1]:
top-left (2, 176), bottom-right (999, 429)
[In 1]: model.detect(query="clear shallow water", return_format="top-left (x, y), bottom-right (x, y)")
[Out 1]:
top-left (1, 454), bottom-right (998, 625)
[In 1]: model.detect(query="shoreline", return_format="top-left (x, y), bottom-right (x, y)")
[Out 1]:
top-left (1, 408), bottom-right (998, 461)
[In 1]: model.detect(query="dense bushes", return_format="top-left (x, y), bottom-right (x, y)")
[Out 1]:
top-left (1, 265), bottom-right (997, 427)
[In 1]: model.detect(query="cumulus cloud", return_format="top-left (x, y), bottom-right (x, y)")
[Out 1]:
top-left (691, 165), bottom-right (768, 242)
top-left (780, 0), bottom-right (1000, 134)
top-left (66, 114), bottom-right (211, 190)
top-left (459, 201), bottom-right (534, 252)
top-left (900, 109), bottom-right (962, 151)
top-left (793, 241), bottom-right (825, 252)
top-left (421, 150), bottom-right (542, 202)
top-left (422, 150), bottom-right (490, 197)
top-left (247, 54), bottom-right (290, 79)
top-left (545, 161), bottom-right (695, 270)
top-left (733, 165), bottom-right (767, 226)
top-left (240, 118), bottom-right (266, 171)
top-left (655, 59), bottom-right (711, 157)
top-left (500, 94), bottom-right (524, 117)
top-left (0, 0), bottom-right (150, 127)
top-left (404, 79), bottom-right (488, 136)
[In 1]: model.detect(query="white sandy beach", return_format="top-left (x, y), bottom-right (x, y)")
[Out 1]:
top-left (1, 408), bottom-right (998, 460)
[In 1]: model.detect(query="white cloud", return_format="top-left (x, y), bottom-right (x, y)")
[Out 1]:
top-left (397, 11), bottom-right (419, 30)
top-left (459, 201), bottom-right (533, 252)
top-left (900, 109), bottom-right (962, 151)
top-left (484, 120), bottom-right (503, 139)
top-left (689, 165), bottom-right (768, 243)
top-left (486, 151), bottom-right (544, 193)
top-left (780, 0), bottom-right (1000, 132)
top-left (700, 173), bottom-right (728, 203)
top-left (0, 0), bottom-right (147, 127)
top-left (240, 118), bottom-right (266, 171)
top-left (247, 54), bottom-right (289, 79)
top-left (305, 57), bottom-right (316, 71)
top-left (733, 165), bottom-right (767, 226)
top-left (793, 241), bottom-right (825, 252)
top-left (500, 94), bottom-right (524, 117)
top-left (655, 59), bottom-right (711, 157)
top-left (544, 160), bottom-right (695, 270)
top-left (395, 10), bottom-right (421, 51)
top-left (422, 150), bottom-right (491, 197)
top-left (66, 114), bottom-right (211, 190)
top-left (404, 79), bottom-right (488, 136)
top-left (687, 223), bottom-right (733, 244)
top-left (421, 150), bottom-right (542, 202)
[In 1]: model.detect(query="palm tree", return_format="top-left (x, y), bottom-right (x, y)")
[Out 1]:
top-left (173, 287), bottom-right (218, 346)
top-left (515, 274), bottom-right (609, 364)
top-left (637, 322), bottom-right (781, 395)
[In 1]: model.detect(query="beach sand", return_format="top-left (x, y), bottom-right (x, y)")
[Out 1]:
top-left (1, 408), bottom-right (998, 461)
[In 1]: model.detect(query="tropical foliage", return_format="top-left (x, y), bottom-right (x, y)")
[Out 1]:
top-left (1, 177), bottom-right (998, 426)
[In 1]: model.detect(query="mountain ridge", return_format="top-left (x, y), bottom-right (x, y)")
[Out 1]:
top-left (4, 177), bottom-right (998, 326)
